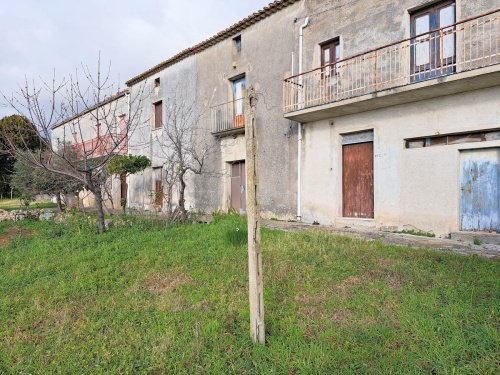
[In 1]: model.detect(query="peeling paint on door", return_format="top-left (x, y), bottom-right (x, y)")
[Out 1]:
top-left (459, 148), bottom-right (500, 232)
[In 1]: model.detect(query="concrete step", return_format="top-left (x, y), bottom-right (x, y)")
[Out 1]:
top-left (450, 232), bottom-right (500, 245)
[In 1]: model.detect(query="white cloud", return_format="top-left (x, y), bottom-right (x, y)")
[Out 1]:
top-left (0, 0), bottom-right (272, 117)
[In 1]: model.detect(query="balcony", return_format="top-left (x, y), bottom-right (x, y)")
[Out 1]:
top-left (211, 98), bottom-right (245, 136)
top-left (74, 133), bottom-right (128, 158)
top-left (283, 9), bottom-right (500, 122)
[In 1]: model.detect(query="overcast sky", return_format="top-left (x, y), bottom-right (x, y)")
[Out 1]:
top-left (0, 0), bottom-right (271, 118)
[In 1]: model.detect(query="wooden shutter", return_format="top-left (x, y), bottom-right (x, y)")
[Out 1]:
top-left (154, 101), bottom-right (163, 129)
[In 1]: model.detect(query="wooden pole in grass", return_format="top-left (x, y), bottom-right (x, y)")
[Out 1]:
top-left (245, 87), bottom-right (265, 344)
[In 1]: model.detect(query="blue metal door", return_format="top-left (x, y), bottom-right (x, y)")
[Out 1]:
top-left (460, 148), bottom-right (500, 232)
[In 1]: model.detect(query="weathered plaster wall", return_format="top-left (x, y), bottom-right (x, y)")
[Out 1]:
top-left (125, 0), bottom-right (303, 217)
top-left (192, 1), bottom-right (302, 218)
top-left (60, 0), bottom-right (500, 235)
top-left (300, 86), bottom-right (500, 235)
top-left (299, 0), bottom-right (498, 73)
top-left (127, 56), bottom-right (199, 210)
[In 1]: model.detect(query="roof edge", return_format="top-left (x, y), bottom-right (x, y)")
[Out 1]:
top-left (126, 0), bottom-right (300, 86)
top-left (52, 89), bottom-right (129, 130)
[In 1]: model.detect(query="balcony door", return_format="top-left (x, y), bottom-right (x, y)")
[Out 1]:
top-left (411, 1), bottom-right (455, 82)
top-left (232, 77), bottom-right (246, 128)
top-left (321, 39), bottom-right (340, 79)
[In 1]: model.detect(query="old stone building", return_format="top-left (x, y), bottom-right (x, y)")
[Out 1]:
top-left (55, 0), bottom-right (500, 236)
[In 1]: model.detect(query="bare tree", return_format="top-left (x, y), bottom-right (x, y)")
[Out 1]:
top-left (0, 56), bottom-right (147, 232)
top-left (154, 95), bottom-right (218, 222)
top-left (161, 155), bottom-right (180, 220)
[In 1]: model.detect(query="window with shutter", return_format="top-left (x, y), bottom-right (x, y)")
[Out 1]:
top-left (154, 101), bottom-right (163, 129)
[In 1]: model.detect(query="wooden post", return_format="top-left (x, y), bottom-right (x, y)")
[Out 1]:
top-left (245, 87), bottom-right (265, 344)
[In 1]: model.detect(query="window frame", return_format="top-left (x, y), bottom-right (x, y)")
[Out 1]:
top-left (320, 38), bottom-right (340, 78)
top-left (229, 75), bottom-right (246, 129)
top-left (233, 35), bottom-right (242, 53)
top-left (153, 100), bottom-right (163, 130)
top-left (410, 0), bottom-right (456, 80)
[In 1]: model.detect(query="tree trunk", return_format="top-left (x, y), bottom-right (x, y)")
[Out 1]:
top-left (93, 189), bottom-right (106, 233)
top-left (166, 184), bottom-right (173, 220)
top-left (178, 171), bottom-right (187, 222)
top-left (55, 191), bottom-right (64, 212)
top-left (103, 203), bottom-right (112, 216)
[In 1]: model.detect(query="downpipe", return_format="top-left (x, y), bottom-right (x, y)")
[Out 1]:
top-left (296, 17), bottom-right (309, 221)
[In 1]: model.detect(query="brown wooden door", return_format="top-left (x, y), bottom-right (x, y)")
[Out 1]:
top-left (155, 180), bottom-right (163, 208)
top-left (342, 142), bottom-right (374, 218)
top-left (230, 161), bottom-right (246, 213)
top-left (120, 173), bottom-right (127, 205)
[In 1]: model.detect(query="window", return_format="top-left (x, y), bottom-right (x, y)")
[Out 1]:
top-left (405, 129), bottom-right (500, 148)
top-left (321, 39), bottom-right (340, 78)
top-left (154, 101), bottom-right (162, 129)
top-left (153, 78), bottom-right (161, 97)
top-left (231, 76), bottom-right (246, 128)
top-left (233, 35), bottom-right (242, 53)
top-left (411, 1), bottom-right (456, 81)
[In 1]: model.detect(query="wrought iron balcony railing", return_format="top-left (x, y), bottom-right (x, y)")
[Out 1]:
top-left (283, 9), bottom-right (500, 114)
top-left (211, 98), bottom-right (245, 134)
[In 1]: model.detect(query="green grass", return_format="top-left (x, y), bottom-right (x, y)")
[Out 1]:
top-left (0, 215), bottom-right (498, 374)
top-left (0, 199), bottom-right (58, 211)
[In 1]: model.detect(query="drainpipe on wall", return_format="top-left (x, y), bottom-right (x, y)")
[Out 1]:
top-left (296, 17), bottom-right (309, 221)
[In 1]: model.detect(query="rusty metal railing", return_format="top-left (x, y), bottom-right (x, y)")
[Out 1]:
top-left (283, 9), bottom-right (500, 113)
top-left (211, 98), bottom-right (245, 133)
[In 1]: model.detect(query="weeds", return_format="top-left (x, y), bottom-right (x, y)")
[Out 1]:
top-left (0, 214), bottom-right (497, 373)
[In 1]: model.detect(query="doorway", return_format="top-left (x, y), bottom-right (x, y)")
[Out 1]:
top-left (342, 137), bottom-right (374, 219)
top-left (230, 161), bottom-right (246, 214)
top-left (120, 173), bottom-right (127, 208)
top-left (459, 148), bottom-right (499, 232)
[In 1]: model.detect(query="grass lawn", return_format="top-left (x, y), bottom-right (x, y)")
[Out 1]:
top-left (0, 198), bottom-right (57, 211)
top-left (0, 215), bottom-right (498, 373)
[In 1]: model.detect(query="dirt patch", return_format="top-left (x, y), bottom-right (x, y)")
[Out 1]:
top-left (0, 226), bottom-right (32, 248)
top-left (298, 305), bottom-right (327, 319)
top-left (341, 276), bottom-right (363, 286)
top-left (143, 271), bottom-right (194, 293)
top-left (295, 292), bottom-right (329, 319)
top-left (377, 258), bottom-right (396, 267)
top-left (332, 309), bottom-right (353, 324)
top-left (335, 275), bottom-right (363, 296)
top-left (294, 292), bottom-right (328, 305)
top-left (387, 275), bottom-right (404, 291)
